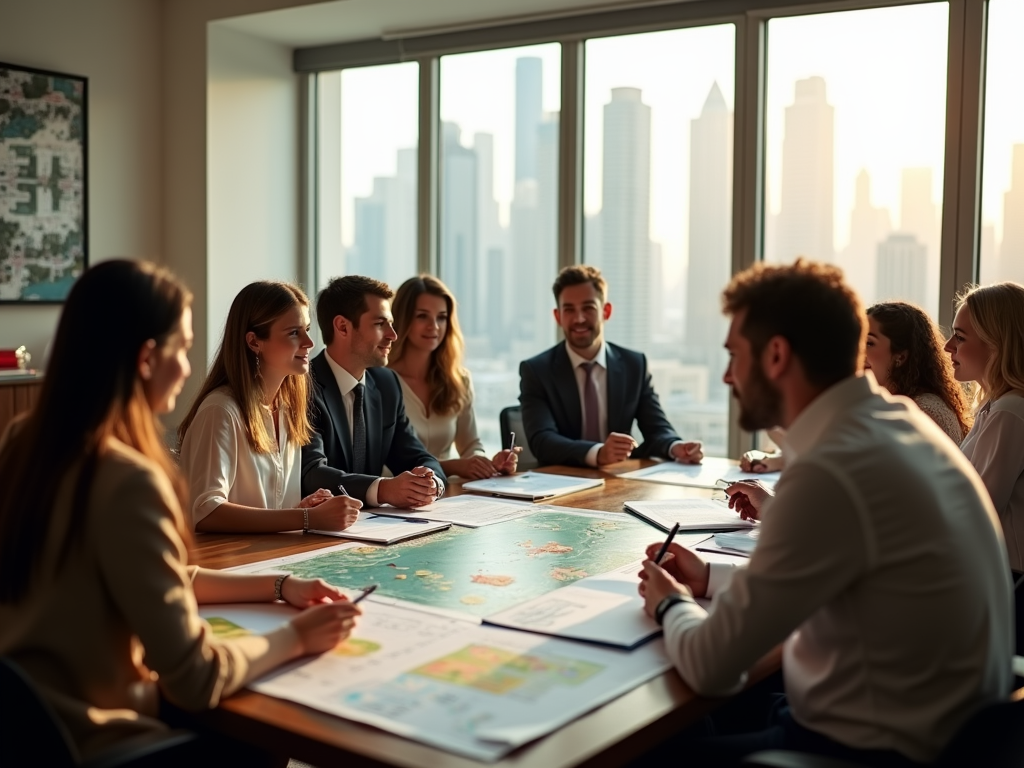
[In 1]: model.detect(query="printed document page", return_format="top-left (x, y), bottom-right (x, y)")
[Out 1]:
top-left (462, 471), bottom-right (604, 500)
top-left (619, 457), bottom-right (780, 490)
top-left (198, 601), bottom-right (670, 761)
top-left (376, 496), bottom-right (538, 527)
top-left (308, 512), bottom-right (450, 543)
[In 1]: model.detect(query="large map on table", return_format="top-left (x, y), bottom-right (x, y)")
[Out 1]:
top-left (233, 509), bottom-right (663, 617)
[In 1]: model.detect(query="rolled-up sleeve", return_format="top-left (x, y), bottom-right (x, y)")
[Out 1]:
top-left (180, 403), bottom-right (238, 527)
top-left (662, 461), bottom-right (868, 696)
top-left (95, 467), bottom-right (289, 710)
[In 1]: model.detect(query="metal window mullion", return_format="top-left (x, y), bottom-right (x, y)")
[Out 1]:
top-left (727, 13), bottom-right (766, 460)
top-left (558, 40), bottom-right (583, 270)
top-left (939, 0), bottom-right (987, 329)
top-left (417, 57), bottom-right (440, 276)
top-left (300, 73), bottom-right (319, 336)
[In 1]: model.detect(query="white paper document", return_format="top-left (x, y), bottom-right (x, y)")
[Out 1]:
top-left (623, 498), bottom-right (757, 532)
top-left (481, 556), bottom-right (701, 649)
top-left (375, 496), bottom-right (538, 527)
top-left (198, 601), bottom-right (670, 762)
top-left (308, 511), bottom-right (450, 544)
top-left (618, 457), bottom-right (780, 490)
top-left (462, 471), bottom-right (604, 501)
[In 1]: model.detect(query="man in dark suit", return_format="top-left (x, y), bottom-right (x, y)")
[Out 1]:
top-left (520, 265), bottom-right (704, 468)
top-left (302, 275), bottom-right (445, 507)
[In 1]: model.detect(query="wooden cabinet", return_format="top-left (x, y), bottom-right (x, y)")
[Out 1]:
top-left (0, 375), bottom-right (43, 436)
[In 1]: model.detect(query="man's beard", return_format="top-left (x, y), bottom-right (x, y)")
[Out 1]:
top-left (736, 361), bottom-right (783, 432)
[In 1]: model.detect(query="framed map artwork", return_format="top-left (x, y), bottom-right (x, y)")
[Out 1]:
top-left (0, 62), bottom-right (87, 303)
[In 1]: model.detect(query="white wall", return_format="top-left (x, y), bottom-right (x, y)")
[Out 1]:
top-left (207, 23), bottom-right (301, 359)
top-left (0, 0), bottom-right (162, 364)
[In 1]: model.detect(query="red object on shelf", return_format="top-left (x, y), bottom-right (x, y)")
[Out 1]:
top-left (0, 346), bottom-right (30, 370)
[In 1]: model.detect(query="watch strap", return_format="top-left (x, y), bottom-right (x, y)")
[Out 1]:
top-left (655, 593), bottom-right (690, 626)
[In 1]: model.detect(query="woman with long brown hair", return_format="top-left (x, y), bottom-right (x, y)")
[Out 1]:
top-left (178, 281), bottom-right (361, 532)
top-left (388, 275), bottom-right (518, 479)
top-left (0, 260), bottom-right (360, 762)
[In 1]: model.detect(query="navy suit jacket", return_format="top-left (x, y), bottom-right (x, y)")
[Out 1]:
top-left (301, 350), bottom-right (445, 503)
top-left (519, 342), bottom-right (681, 467)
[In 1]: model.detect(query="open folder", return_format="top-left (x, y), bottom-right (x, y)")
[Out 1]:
top-left (461, 471), bottom-right (604, 501)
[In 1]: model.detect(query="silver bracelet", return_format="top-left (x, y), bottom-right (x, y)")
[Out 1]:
top-left (302, 508), bottom-right (309, 533)
top-left (274, 573), bottom-right (290, 602)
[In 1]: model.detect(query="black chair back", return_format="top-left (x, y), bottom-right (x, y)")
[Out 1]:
top-left (0, 656), bottom-right (79, 767)
top-left (934, 694), bottom-right (1024, 767)
top-left (499, 406), bottom-right (538, 471)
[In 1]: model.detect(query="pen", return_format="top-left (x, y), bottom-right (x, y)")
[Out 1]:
top-left (653, 522), bottom-right (681, 565)
top-left (337, 484), bottom-right (350, 497)
top-left (368, 513), bottom-right (431, 523)
top-left (352, 584), bottom-right (378, 604)
top-left (509, 431), bottom-right (516, 452)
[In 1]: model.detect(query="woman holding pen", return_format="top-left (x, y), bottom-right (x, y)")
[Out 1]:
top-left (388, 275), bottom-right (519, 479)
top-left (0, 261), bottom-right (360, 763)
top-left (178, 281), bottom-right (361, 533)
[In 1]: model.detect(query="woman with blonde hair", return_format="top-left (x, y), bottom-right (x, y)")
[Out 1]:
top-left (388, 275), bottom-right (518, 479)
top-left (944, 281), bottom-right (1024, 652)
top-left (0, 261), bottom-right (360, 763)
top-left (179, 281), bottom-right (361, 532)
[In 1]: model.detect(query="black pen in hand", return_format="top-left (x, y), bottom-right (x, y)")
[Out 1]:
top-left (653, 523), bottom-right (681, 565)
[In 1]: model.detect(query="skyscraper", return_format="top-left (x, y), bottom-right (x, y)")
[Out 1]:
top-left (441, 122), bottom-right (479, 335)
top-left (898, 167), bottom-right (939, 312)
top-left (775, 76), bottom-right (834, 263)
top-left (685, 82), bottom-right (732, 376)
top-left (599, 87), bottom-right (651, 350)
top-left (840, 169), bottom-right (891, 304)
top-left (348, 147), bottom-right (416, 290)
top-left (999, 144), bottom-right (1024, 283)
top-left (515, 57), bottom-right (542, 183)
top-left (876, 233), bottom-right (927, 308)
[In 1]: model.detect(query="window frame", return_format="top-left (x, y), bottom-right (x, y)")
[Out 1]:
top-left (300, 0), bottom-right (988, 458)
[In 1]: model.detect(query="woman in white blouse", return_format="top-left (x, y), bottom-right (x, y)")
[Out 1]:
top-left (178, 281), bottom-right (361, 532)
top-left (944, 281), bottom-right (1024, 652)
top-left (388, 275), bottom-right (518, 480)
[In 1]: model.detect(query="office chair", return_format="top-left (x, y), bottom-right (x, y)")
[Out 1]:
top-left (0, 656), bottom-right (198, 767)
top-left (742, 674), bottom-right (1024, 768)
top-left (499, 405), bottom-right (538, 471)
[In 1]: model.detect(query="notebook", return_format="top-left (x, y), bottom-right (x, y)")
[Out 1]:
top-left (308, 512), bottom-right (450, 544)
top-left (623, 498), bottom-right (756, 532)
top-left (462, 471), bottom-right (604, 501)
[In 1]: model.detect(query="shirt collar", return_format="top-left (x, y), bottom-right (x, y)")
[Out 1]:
top-left (324, 350), bottom-right (366, 397)
top-left (781, 374), bottom-right (879, 462)
top-left (564, 339), bottom-right (607, 371)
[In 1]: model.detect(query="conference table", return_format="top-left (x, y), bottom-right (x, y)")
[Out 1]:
top-left (191, 460), bottom-right (779, 768)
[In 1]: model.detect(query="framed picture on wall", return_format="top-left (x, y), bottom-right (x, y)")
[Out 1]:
top-left (0, 61), bottom-right (87, 303)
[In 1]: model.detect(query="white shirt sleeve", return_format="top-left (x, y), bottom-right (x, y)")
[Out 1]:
top-left (662, 460), bottom-right (869, 696)
top-left (180, 402), bottom-right (240, 526)
top-left (967, 409), bottom-right (1024, 517)
top-left (455, 384), bottom-right (486, 459)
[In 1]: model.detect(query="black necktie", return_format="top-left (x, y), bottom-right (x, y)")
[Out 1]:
top-left (352, 383), bottom-right (367, 474)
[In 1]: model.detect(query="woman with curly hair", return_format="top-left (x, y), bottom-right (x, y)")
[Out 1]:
top-left (388, 275), bottom-right (518, 479)
top-left (864, 301), bottom-right (972, 443)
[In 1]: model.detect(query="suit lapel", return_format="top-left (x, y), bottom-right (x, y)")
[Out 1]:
top-left (552, 345), bottom-right (584, 439)
top-left (605, 344), bottom-right (625, 434)
top-left (313, 351), bottom-right (352, 467)
top-left (365, 374), bottom-right (383, 471)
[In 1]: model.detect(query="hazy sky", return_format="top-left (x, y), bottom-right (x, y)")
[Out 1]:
top-left (330, 0), bottom-right (1021, 273)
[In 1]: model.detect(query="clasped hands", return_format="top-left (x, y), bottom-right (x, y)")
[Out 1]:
top-left (595, 436), bottom-right (704, 467)
top-left (449, 447), bottom-right (523, 480)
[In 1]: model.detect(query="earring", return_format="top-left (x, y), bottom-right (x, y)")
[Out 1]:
top-left (254, 351), bottom-right (263, 382)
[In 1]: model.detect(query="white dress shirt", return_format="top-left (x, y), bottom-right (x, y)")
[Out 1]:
top-left (662, 375), bottom-right (1012, 763)
top-left (323, 352), bottom-right (382, 506)
top-left (397, 375), bottom-right (486, 461)
top-left (960, 392), bottom-right (1024, 571)
top-left (179, 387), bottom-right (301, 527)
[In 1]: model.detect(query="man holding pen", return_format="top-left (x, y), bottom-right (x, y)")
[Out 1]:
top-left (519, 265), bottom-right (703, 468)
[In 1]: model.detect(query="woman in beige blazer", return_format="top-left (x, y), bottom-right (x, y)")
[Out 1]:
top-left (0, 260), bottom-right (361, 763)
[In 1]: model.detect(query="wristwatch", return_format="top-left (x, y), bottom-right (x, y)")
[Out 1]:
top-left (655, 593), bottom-right (691, 626)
